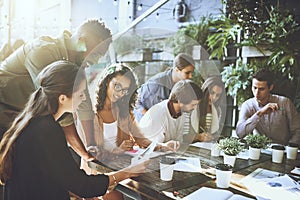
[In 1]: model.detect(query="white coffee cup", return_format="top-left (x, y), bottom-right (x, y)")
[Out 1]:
top-left (159, 157), bottom-right (176, 181)
top-left (272, 145), bottom-right (285, 163)
top-left (286, 143), bottom-right (298, 160)
top-left (216, 163), bottom-right (233, 188)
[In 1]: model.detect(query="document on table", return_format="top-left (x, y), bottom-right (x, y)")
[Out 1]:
top-left (219, 150), bottom-right (249, 160)
top-left (125, 148), bottom-right (170, 158)
top-left (189, 142), bottom-right (213, 150)
top-left (241, 168), bottom-right (300, 200)
top-left (167, 157), bottom-right (201, 173)
top-left (125, 141), bottom-right (172, 159)
top-left (182, 187), bottom-right (254, 200)
top-left (291, 167), bottom-right (300, 176)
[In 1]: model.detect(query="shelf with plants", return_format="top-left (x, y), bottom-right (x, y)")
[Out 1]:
top-left (207, 0), bottom-right (300, 118)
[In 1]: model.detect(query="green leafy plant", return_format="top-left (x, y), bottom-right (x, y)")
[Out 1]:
top-left (221, 60), bottom-right (254, 105)
top-left (165, 15), bottom-right (213, 55)
top-left (241, 6), bottom-right (300, 79)
top-left (218, 137), bottom-right (244, 156)
top-left (245, 134), bottom-right (271, 149)
top-left (207, 16), bottom-right (241, 59)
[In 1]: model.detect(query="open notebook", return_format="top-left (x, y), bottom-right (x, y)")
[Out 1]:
top-left (183, 187), bottom-right (254, 200)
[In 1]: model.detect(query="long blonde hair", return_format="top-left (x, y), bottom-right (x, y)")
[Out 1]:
top-left (0, 60), bottom-right (85, 184)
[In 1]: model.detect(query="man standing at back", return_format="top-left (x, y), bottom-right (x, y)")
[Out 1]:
top-left (134, 53), bottom-right (195, 122)
top-left (236, 69), bottom-right (300, 145)
top-left (0, 19), bottom-right (112, 161)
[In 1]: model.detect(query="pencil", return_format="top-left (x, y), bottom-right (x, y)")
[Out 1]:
top-left (199, 126), bottom-right (206, 133)
top-left (129, 133), bottom-right (136, 143)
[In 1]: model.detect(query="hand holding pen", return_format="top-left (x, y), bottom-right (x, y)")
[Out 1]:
top-left (119, 140), bottom-right (135, 151)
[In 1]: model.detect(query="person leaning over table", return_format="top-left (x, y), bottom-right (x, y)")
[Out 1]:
top-left (0, 19), bottom-right (112, 163)
top-left (83, 63), bottom-right (177, 158)
top-left (190, 75), bottom-right (226, 142)
top-left (0, 61), bottom-right (150, 200)
top-left (236, 69), bottom-right (300, 146)
top-left (139, 79), bottom-right (203, 144)
top-left (133, 53), bottom-right (195, 122)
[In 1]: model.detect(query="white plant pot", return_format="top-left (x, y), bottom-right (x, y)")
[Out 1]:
top-left (223, 154), bottom-right (236, 167)
top-left (249, 146), bottom-right (261, 160)
top-left (211, 143), bottom-right (220, 157)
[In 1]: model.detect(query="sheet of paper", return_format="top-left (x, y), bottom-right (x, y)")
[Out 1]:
top-left (169, 157), bottom-right (201, 173)
top-left (219, 150), bottom-right (249, 160)
top-left (126, 149), bottom-right (171, 158)
top-left (125, 141), bottom-right (158, 157)
top-left (241, 168), bottom-right (283, 182)
top-left (291, 167), bottom-right (300, 176)
top-left (182, 187), bottom-right (253, 200)
top-left (189, 142), bottom-right (213, 150)
top-left (241, 168), bottom-right (300, 200)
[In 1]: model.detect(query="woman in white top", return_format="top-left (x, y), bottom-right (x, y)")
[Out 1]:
top-left (85, 64), bottom-right (176, 155)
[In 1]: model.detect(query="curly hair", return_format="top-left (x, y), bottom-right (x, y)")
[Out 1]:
top-left (77, 19), bottom-right (112, 44)
top-left (95, 63), bottom-right (138, 119)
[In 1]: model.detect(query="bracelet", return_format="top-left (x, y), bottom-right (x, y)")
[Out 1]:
top-left (112, 174), bottom-right (118, 188)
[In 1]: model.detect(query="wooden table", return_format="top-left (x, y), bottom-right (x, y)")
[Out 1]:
top-left (88, 143), bottom-right (300, 200)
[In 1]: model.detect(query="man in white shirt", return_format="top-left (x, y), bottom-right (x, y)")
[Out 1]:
top-left (236, 69), bottom-right (300, 145)
top-left (139, 80), bottom-right (203, 144)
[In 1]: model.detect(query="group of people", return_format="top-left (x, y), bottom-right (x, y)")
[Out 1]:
top-left (0, 17), bottom-right (299, 200)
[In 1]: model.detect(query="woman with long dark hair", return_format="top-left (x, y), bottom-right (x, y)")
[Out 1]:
top-left (0, 60), bottom-right (149, 200)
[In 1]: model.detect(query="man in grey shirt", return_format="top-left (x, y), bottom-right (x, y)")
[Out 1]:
top-left (236, 69), bottom-right (300, 145)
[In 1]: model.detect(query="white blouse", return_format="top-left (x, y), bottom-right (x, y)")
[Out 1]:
top-left (103, 120), bottom-right (118, 151)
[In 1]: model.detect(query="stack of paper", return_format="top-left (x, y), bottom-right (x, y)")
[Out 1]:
top-left (241, 168), bottom-right (300, 200)
top-left (183, 187), bottom-right (254, 200)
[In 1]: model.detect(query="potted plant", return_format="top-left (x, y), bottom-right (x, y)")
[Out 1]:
top-left (218, 137), bottom-right (244, 167)
top-left (221, 60), bottom-right (254, 106)
top-left (245, 134), bottom-right (271, 160)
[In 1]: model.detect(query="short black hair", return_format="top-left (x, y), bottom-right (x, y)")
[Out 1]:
top-left (253, 69), bottom-right (274, 87)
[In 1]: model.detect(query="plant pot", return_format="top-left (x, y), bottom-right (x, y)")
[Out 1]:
top-left (211, 143), bottom-right (220, 157)
top-left (223, 154), bottom-right (236, 167)
top-left (249, 146), bottom-right (261, 160)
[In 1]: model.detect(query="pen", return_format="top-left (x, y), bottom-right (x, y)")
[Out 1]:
top-left (166, 156), bottom-right (187, 161)
top-left (129, 133), bottom-right (136, 143)
top-left (173, 141), bottom-right (179, 150)
top-left (199, 126), bottom-right (206, 133)
top-left (138, 144), bottom-right (152, 159)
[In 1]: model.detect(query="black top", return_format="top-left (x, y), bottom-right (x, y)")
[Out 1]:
top-left (4, 115), bottom-right (109, 200)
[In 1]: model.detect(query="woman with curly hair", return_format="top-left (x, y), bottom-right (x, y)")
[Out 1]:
top-left (84, 63), bottom-right (176, 155)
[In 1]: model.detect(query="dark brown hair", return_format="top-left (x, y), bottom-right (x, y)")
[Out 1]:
top-left (0, 61), bottom-right (85, 184)
top-left (173, 53), bottom-right (195, 70)
top-left (95, 63), bottom-right (138, 119)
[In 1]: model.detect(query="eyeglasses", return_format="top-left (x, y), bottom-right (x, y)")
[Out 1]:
top-left (113, 82), bottom-right (129, 95)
